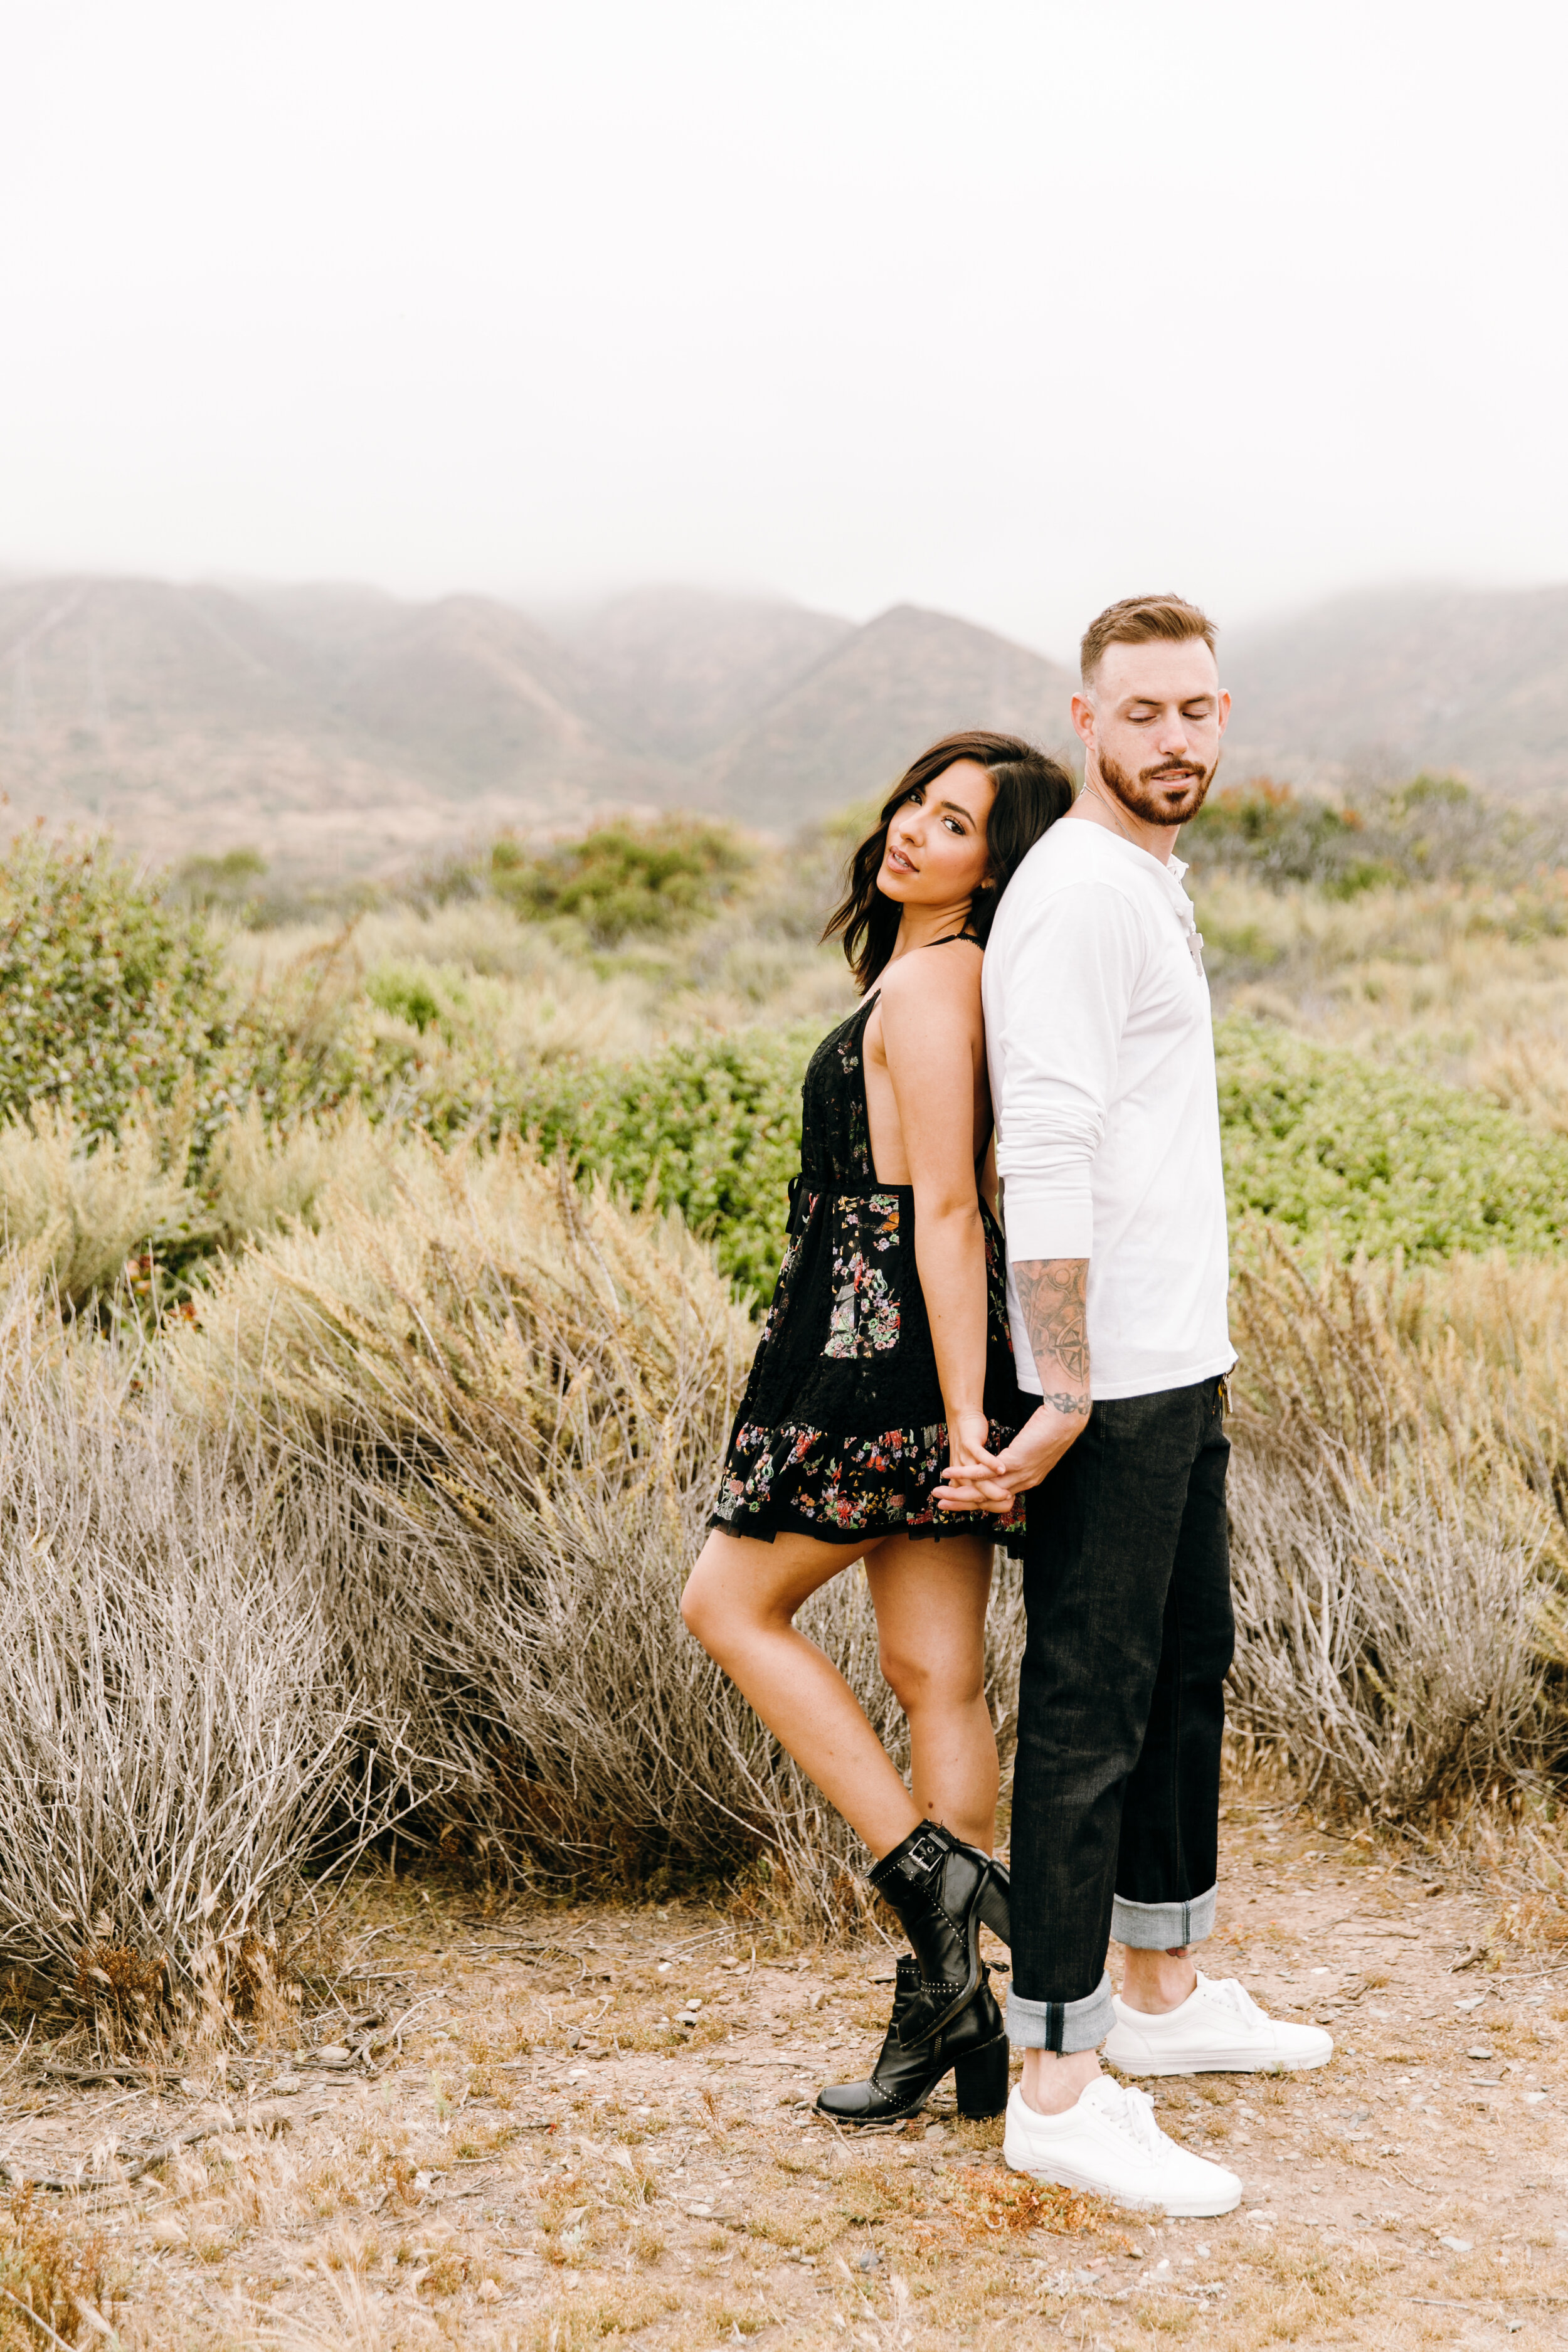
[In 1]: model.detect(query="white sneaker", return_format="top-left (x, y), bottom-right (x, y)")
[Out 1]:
top-left (1003, 2078), bottom-right (1241, 2217)
top-left (1104, 1971), bottom-right (1334, 2075)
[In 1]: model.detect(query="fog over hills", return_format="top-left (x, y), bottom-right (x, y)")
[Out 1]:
top-left (707, 604), bottom-right (1078, 822)
top-left (1222, 585), bottom-right (1568, 795)
top-left (558, 587), bottom-right (855, 766)
top-left (0, 571), bottom-right (1564, 876)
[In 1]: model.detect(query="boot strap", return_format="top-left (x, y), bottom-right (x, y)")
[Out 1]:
top-left (893, 1828), bottom-right (949, 1882)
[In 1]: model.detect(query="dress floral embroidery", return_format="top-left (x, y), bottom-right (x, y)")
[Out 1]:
top-left (709, 980), bottom-right (1027, 1552)
top-left (823, 1194), bottom-right (902, 1359)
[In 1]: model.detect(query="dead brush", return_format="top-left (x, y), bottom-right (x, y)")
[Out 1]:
top-left (0, 1273), bottom-right (396, 2023)
top-left (950, 2166), bottom-right (1128, 2246)
top-left (174, 1131), bottom-right (1027, 1923)
top-left (1227, 1232), bottom-right (1568, 1819)
top-left (0, 2185), bottom-right (111, 2349)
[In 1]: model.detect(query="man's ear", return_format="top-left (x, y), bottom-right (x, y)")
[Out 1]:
top-left (1217, 687), bottom-right (1231, 738)
top-left (1070, 691), bottom-right (1096, 750)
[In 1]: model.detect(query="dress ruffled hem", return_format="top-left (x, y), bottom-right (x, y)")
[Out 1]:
top-left (709, 1417), bottom-right (1025, 1554)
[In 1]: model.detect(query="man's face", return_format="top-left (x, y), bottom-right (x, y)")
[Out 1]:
top-left (1071, 638), bottom-right (1229, 829)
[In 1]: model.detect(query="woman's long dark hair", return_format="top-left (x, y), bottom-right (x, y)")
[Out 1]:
top-left (824, 730), bottom-right (1076, 992)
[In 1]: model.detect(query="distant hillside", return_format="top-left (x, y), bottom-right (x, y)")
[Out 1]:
top-left (557, 586), bottom-right (854, 763)
top-left (0, 576), bottom-right (670, 874)
top-left (4, 570), bottom-right (1565, 876)
top-left (1223, 584), bottom-right (1568, 795)
top-left (704, 603), bottom-right (1079, 820)
top-left (0, 576), bottom-right (1079, 867)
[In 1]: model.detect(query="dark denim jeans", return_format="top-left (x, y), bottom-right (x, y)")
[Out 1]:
top-left (1005, 1376), bottom-right (1233, 2053)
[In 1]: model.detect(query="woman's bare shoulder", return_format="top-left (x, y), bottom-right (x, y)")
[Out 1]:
top-left (876, 938), bottom-right (984, 1012)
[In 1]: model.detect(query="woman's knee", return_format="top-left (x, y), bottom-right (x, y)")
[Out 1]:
top-left (679, 1565), bottom-right (720, 1651)
top-left (681, 1559), bottom-right (771, 1661)
top-left (879, 1638), bottom-right (983, 1715)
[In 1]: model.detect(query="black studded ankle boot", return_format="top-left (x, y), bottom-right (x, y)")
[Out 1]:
top-left (866, 1821), bottom-right (1011, 2046)
top-left (816, 1955), bottom-right (1009, 2125)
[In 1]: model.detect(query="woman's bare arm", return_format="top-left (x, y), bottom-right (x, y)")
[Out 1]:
top-left (874, 952), bottom-right (994, 1464)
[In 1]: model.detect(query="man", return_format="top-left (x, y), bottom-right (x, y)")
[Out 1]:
top-left (939, 593), bottom-right (1330, 2216)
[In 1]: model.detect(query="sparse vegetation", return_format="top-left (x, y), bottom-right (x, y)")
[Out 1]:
top-left (4, 790), bottom-right (1568, 2055)
top-left (489, 815), bottom-right (755, 944)
top-left (1185, 771), bottom-right (1568, 894)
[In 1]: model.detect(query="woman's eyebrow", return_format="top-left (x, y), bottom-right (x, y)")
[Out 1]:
top-left (934, 799), bottom-right (973, 819)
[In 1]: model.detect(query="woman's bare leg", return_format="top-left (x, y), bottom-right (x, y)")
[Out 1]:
top-left (865, 1534), bottom-right (998, 1851)
top-left (681, 1527), bottom-right (923, 1860)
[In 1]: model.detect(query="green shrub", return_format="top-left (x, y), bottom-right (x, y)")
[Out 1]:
top-left (0, 832), bottom-right (231, 1143)
top-left (1187, 780), bottom-right (1392, 896)
top-left (167, 844), bottom-right (268, 916)
top-left (1217, 1015), bottom-right (1568, 1261)
top-left (490, 817), bottom-right (753, 944)
top-left (522, 1027), bottom-right (814, 1297)
top-left (523, 1013), bottom-right (1568, 1303)
top-left (1187, 774), bottom-right (1568, 896)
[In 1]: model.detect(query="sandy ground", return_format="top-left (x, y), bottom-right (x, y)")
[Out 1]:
top-left (4, 1799), bottom-right (1566, 2351)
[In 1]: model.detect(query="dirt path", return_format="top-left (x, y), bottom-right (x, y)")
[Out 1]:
top-left (4, 1801), bottom-right (1566, 2349)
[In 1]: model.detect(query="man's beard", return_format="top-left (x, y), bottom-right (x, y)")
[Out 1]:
top-left (1097, 748), bottom-right (1218, 829)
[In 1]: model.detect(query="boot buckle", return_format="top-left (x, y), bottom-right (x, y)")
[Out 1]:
top-left (898, 1830), bottom-right (948, 1881)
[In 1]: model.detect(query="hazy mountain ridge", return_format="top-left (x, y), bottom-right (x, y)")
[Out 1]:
top-left (1222, 584), bottom-right (1568, 793)
top-left (0, 571), bottom-right (1564, 876)
top-left (704, 603), bottom-right (1079, 820)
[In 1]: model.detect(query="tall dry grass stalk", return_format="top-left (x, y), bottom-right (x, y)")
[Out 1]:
top-left (9, 1103), bottom-right (1568, 2021)
top-left (0, 1281), bottom-right (388, 2025)
top-left (0, 1086), bottom-right (194, 1308)
top-left (1227, 1232), bottom-right (1568, 1819)
top-left (172, 1132), bottom-right (1019, 1924)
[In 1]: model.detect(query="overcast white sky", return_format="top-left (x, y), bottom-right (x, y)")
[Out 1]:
top-left (3, 0), bottom-right (1564, 660)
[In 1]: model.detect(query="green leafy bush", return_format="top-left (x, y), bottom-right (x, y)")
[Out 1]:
top-left (1217, 1015), bottom-right (1568, 1261)
top-left (521, 1012), bottom-right (1568, 1302)
top-left (1187, 774), bottom-right (1568, 896)
top-left (490, 817), bottom-right (753, 944)
top-left (1187, 780), bottom-right (1392, 896)
top-left (523, 1011), bottom-right (1568, 1299)
top-left (167, 844), bottom-right (269, 915)
top-left (522, 1027), bottom-right (813, 1297)
top-left (0, 832), bottom-right (231, 1142)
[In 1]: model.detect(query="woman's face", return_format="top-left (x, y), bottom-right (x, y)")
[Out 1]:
top-left (876, 759), bottom-right (996, 909)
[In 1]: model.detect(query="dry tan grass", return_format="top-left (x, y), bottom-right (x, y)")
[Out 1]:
top-left (1203, 870), bottom-right (1568, 1135)
top-left (0, 1085), bottom-right (196, 1309)
top-left (223, 895), bottom-right (856, 1077)
top-left (168, 1128), bottom-right (1021, 1921)
top-left (1226, 1233), bottom-right (1568, 1818)
top-left (11, 1821), bottom-right (1555, 2351)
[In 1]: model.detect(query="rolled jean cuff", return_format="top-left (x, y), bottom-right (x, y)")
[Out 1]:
top-left (1111, 1885), bottom-right (1217, 1950)
top-left (1005, 1970), bottom-right (1114, 2054)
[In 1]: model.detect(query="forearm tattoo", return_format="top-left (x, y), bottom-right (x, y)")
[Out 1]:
top-left (1014, 1258), bottom-right (1090, 1413)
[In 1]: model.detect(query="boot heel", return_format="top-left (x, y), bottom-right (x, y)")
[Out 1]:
top-left (976, 1867), bottom-right (1011, 1946)
top-left (953, 2037), bottom-right (1009, 2119)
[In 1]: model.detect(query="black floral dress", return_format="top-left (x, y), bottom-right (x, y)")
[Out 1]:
top-left (710, 985), bottom-right (1027, 1552)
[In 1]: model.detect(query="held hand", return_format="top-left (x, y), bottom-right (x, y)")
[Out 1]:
top-left (935, 1399), bottom-right (1088, 1512)
top-left (946, 1409), bottom-right (1000, 1471)
top-left (933, 1410), bottom-right (1007, 1513)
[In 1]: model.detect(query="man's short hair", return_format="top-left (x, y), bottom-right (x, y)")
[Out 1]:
top-left (1080, 594), bottom-right (1217, 685)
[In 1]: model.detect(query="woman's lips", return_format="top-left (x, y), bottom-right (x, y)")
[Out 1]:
top-left (886, 846), bottom-right (916, 874)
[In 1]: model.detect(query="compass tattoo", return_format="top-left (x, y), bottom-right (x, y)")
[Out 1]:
top-left (1013, 1258), bottom-right (1090, 1416)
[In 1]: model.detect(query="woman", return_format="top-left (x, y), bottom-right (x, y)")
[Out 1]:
top-left (681, 729), bottom-right (1074, 2124)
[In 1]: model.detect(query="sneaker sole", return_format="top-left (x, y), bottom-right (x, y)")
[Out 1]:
top-left (1106, 2043), bottom-right (1332, 2077)
top-left (1004, 2149), bottom-right (1242, 2218)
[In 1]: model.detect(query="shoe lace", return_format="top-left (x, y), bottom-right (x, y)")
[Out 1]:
top-left (1200, 1972), bottom-right (1265, 2025)
top-left (1101, 2082), bottom-right (1162, 2155)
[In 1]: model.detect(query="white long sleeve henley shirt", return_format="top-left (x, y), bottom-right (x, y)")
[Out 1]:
top-left (982, 819), bottom-right (1234, 1402)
